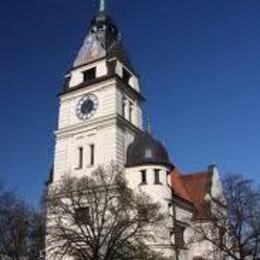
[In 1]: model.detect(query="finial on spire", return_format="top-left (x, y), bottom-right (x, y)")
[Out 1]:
top-left (147, 116), bottom-right (152, 135)
top-left (99, 0), bottom-right (106, 12)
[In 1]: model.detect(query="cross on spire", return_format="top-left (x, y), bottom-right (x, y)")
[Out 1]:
top-left (99, 0), bottom-right (106, 12)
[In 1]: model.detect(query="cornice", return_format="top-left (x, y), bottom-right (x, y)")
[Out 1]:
top-left (55, 114), bottom-right (142, 140)
top-left (59, 74), bottom-right (145, 102)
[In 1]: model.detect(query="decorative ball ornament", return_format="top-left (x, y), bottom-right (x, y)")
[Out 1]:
top-left (76, 94), bottom-right (98, 120)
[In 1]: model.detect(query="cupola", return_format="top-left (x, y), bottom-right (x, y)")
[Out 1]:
top-left (126, 132), bottom-right (173, 169)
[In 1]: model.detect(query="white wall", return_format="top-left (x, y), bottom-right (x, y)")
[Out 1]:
top-left (69, 60), bottom-right (108, 88)
top-left (54, 122), bottom-right (139, 182)
top-left (68, 58), bottom-right (140, 93)
top-left (58, 80), bottom-right (118, 129)
top-left (114, 59), bottom-right (140, 92)
top-left (175, 206), bottom-right (193, 223)
top-left (125, 165), bottom-right (175, 257)
top-left (58, 79), bottom-right (143, 131)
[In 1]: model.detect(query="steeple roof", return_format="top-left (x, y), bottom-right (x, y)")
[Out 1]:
top-left (73, 8), bottom-right (134, 72)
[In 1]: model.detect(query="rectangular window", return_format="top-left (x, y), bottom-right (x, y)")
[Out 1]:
top-left (154, 169), bottom-right (162, 185)
top-left (83, 67), bottom-right (96, 82)
top-left (175, 224), bottom-right (185, 247)
top-left (122, 68), bottom-right (131, 83)
top-left (122, 96), bottom-right (127, 118)
top-left (90, 144), bottom-right (95, 166)
top-left (129, 101), bottom-right (133, 123)
top-left (138, 206), bottom-right (149, 222)
top-left (140, 170), bottom-right (147, 185)
top-left (78, 147), bottom-right (83, 169)
top-left (219, 227), bottom-right (226, 246)
top-left (75, 207), bottom-right (90, 225)
top-left (170, 230), bottom-right (174, 242)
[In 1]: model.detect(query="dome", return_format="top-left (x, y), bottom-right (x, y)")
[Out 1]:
top-left (126, 133), bottom-right (173, 169)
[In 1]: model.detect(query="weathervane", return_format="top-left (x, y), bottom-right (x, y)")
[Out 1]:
top-left (99, 0), bottom-right (106, 12)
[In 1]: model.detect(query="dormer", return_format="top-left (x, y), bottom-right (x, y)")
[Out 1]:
top-left (67, 60), bottom-right (108, 88)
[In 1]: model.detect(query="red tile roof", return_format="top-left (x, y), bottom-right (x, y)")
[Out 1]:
top-left (171, 169), bottom-right (213, 220)
top-left (171, 168), bottom-right (192, 203)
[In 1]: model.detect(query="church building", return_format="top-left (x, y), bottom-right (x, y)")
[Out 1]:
top-left (47, 1), bottom-right (226, 259)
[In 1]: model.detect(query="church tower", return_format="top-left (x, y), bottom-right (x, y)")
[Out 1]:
top-left (52, 1), bottom-right (144, 182)
top-left (49, 2), bottom-right (178, 258)
top-left (47, 3), bottom-right (227, 260)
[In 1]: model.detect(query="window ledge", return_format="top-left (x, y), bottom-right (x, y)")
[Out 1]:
top-left (75, 167), bottom-right (83, 171)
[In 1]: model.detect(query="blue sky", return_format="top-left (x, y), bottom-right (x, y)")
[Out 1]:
top-left (0, 0), bottom-right (259, 204)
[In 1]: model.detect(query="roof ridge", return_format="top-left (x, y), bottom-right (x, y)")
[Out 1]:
top-left (182, 170), bottom-right (209, 178)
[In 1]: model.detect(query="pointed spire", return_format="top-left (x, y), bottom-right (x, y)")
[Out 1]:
top-left (99, 0), bottom-right (106, 12)
top-left (72, 0), bottom-right (135, 72)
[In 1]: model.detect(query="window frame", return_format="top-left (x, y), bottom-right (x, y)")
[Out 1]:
top-left (75, 206), bottom-right (91, 225)
top-left (122, 67), bottom-right (132, 83)
top-left (219, 227), bottom-right (226, 246)
top-left (140, 170), bottom-right (147, 185)
top-left (175, 224), bottom-right (185, 247)
top-left (129, 101), bottom-right (134, 123)
top-left (83, 67), bottom-right (96, 82)
top-left (154, 169), bottom-right (162, 185)
top-left (77, 147), bottom-right (83, 169)
top-left (90, 144), bottom-right (95, 166)
top-left (122, 96), bottom-right (127, 118)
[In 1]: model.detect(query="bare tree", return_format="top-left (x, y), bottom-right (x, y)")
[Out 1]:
top-left (188, 174), bottom-right (260, 260)
top-left (0, 185), bottom-right (29, 260)
top-left (0, 184), bottom-right (46, 260)
top-left (28, 210), bottom-right (46, 260)
top-left (45, 165), bottom-right (170, 260)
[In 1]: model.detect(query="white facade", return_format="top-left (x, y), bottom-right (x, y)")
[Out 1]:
top-left (125, 165), bottom-right (174, 257)
top-left (53, 67), bottom-right (142, 182)
top-left (47, 6), bottom-right (227, 260)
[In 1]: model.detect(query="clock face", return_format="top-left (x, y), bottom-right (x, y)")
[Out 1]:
top-left (76, 94), bottom-right (98, 120)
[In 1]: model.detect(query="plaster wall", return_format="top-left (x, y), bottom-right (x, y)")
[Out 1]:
top-left (175, 206), bottom-right (193, 223)
top-left (114, 59), bottom-right (140, 92)
top-left (125, 165), bottom-right (175, 257)
top-left (58, 80), bottom-right (142, 131)
top-left (69, 60), bottom-right (108, 88)
top-left (54, 122), bottom-right (138, 182)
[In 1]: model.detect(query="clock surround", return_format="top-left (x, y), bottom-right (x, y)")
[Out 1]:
top-left (76, 94), bottom-right (98, 121)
